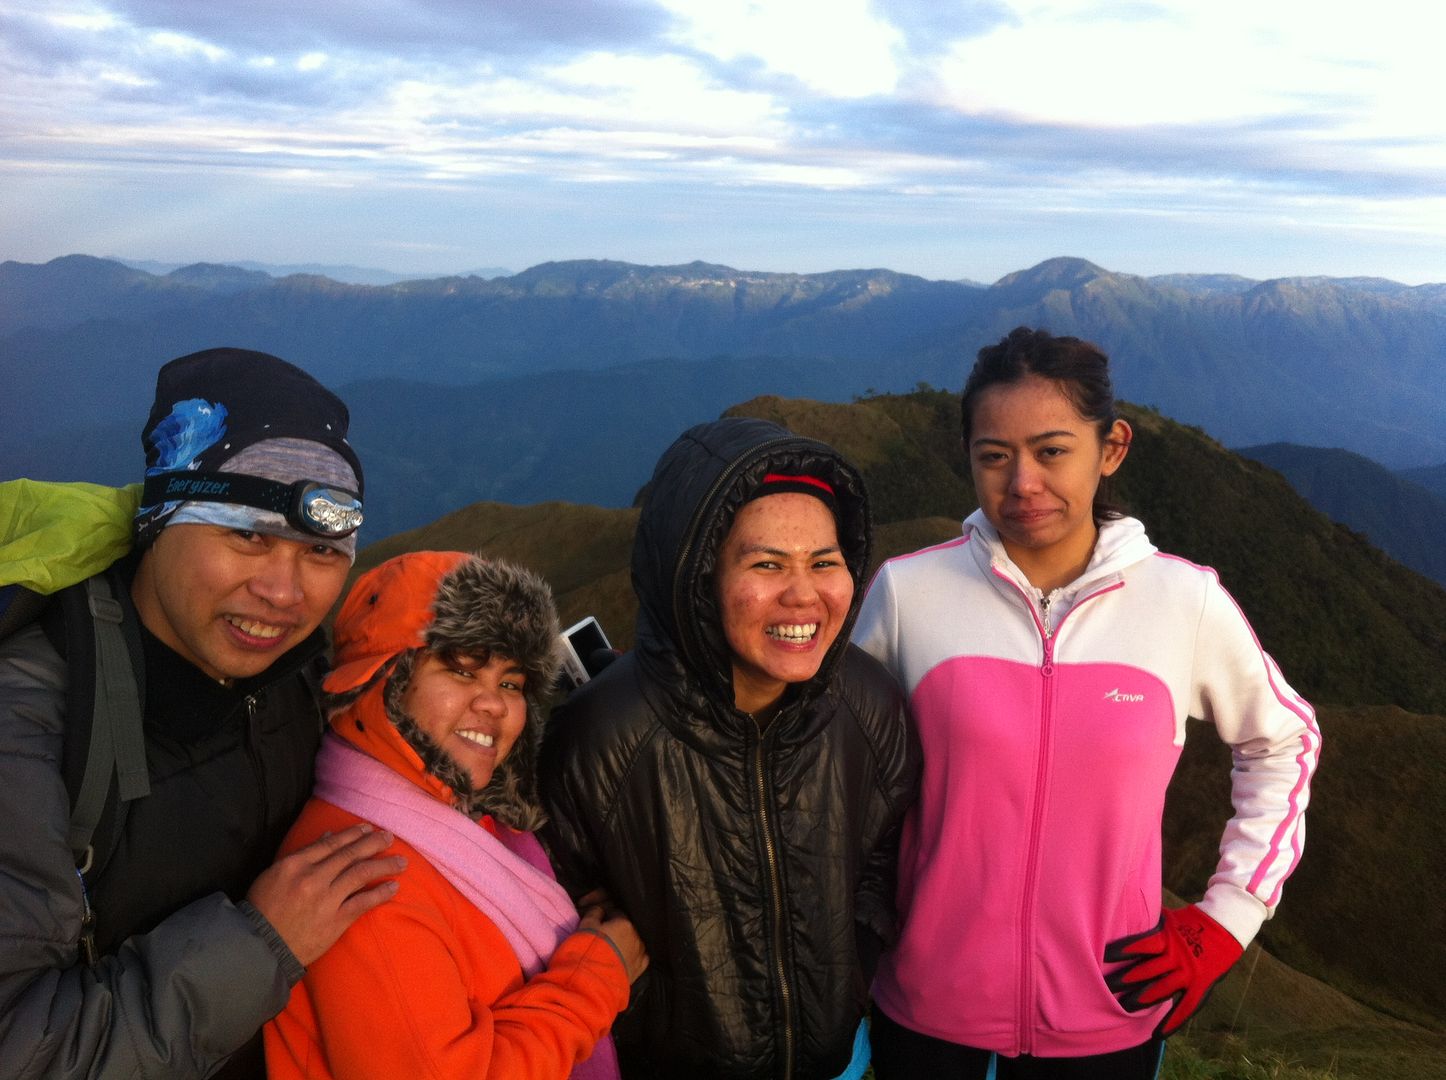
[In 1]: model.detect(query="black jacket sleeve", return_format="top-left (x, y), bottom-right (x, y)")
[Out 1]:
top-left (839, 646), bottom-right (921, 955)
top-left (0, 625), bottom-right (301, 1079)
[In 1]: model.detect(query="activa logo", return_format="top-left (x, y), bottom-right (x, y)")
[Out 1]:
top-left (1103, 688), bottom-right (1145, 703)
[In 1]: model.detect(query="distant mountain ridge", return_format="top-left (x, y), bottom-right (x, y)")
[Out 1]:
top-left (4, 253), bottom-right (1446, 540)
top-left (108, 257), bottom-right (514, 286)
top-left (1400, 462), bottom-right (1446, 500)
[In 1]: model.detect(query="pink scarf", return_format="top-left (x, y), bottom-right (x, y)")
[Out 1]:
top-left (313, 734), bottom-right (620, 1080)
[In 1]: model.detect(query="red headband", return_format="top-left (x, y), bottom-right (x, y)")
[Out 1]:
top-left (761, 473), bottom-right (834, 495)
top-left (750, 473), bottom-right (839, 514)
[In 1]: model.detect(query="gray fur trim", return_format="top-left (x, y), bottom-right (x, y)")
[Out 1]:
top-left (426, 556), bottom-right (562, 701)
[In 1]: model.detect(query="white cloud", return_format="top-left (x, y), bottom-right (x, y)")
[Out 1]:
top-left (928, 0), bottom-right (1446, 151)
top-left (658, 0), bottom-right (903, 97)
top-left (3, 0), bottom-right (1446, 281)
top-left (146, 29), bottom-right (225, 61)
top-left (42, 8), bottom-right (121, 33)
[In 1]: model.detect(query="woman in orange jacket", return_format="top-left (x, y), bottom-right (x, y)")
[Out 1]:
top-left (264, 551), bottom-right (647, 1080)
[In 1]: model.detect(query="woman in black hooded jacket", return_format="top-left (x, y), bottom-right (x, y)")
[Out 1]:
top-left (540, 417), bottom-right (920, 1080)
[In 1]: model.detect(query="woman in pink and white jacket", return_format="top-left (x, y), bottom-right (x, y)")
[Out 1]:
top-left (854, 327), bottom-right (1320, 1080)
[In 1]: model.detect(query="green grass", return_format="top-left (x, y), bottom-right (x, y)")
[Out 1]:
top-left (1162, 1036), bottom-right (1341, 1079)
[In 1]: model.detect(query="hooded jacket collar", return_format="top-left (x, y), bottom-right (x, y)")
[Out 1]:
top-left (630, 417), bottom-right (872, 746)
top-left (963, 508), bottom-right (1158, 604)
top-left (331, 678), bottom-right (457, 805)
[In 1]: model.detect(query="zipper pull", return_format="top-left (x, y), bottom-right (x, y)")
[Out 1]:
top-left (1041, 637), bottom-right (1055, 678)
top-left (76, 868), bottom-right (99, 967)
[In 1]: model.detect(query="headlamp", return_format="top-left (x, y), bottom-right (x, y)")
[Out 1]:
top-left (142, 471), bottom-right (364, 538)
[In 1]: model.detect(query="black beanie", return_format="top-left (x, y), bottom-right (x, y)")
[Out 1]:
top-left (133, 348), bottom-right (363, 545)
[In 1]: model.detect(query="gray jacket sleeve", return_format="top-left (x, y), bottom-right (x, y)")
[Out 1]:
top-left (0, 624), bottom-right (304, 1079)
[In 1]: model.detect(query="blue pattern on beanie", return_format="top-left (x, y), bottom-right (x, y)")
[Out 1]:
top-left (139, 398), bottom-right (229, 517)
top-left (146, 398), bottom-right (228, 476)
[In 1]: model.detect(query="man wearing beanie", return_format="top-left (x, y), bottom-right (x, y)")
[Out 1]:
top-left (0, 348), bottom-right (403, 1079)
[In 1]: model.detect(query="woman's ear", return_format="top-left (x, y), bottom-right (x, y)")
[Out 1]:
top-left (1101, 419), bottom-right (1132, 476)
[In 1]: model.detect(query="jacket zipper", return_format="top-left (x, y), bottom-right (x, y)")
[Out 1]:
top-left (752, 731), bottom-right (795, 1080)
top-left (992, 568), bottom-right (1120, 1054)
top-left (76, 869), bottom-right (99, 967)
top-left (1016, 631), bottom-right (1055, 1055)
top-left (243, 694), bottom-right (268, 833)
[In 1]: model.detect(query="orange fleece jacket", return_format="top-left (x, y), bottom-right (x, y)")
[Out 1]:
top-left (265, 555), bottom-right (630, 1080)
top-left (263, 796), bottom-right (630, 1080)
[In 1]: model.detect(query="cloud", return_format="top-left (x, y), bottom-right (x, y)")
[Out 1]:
top-left (99, 0), bottom-right (674, 56)
top-left (657, 0), bottom-right (904, 98)
top-left (2, 0), bottom-right (1444, 282)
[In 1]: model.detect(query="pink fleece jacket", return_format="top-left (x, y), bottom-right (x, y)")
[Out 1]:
top-left (853, 512), bottom-right (1319, 1057)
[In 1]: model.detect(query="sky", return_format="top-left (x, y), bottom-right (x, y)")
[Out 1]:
top-left (4, 0), bottom-right (1445, 284)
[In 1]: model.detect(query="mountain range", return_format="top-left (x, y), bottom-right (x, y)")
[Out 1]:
top-left (359, 389), bottom-right (1446, 1079)
top-left (4, 254), bottom-right (1445, 549)
top-left (108, 258), bottom-right (514, 287)
top-left (1238, 444), bottom-right (1446, 587)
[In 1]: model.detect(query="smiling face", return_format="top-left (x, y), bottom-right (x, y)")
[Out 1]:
top-left (968, 374), bottom-right (1131, 590)
top-left (130, 523), bottom-right (350, 682)
top-left (714, 492), bottom-right (854, 718)
top-left (400, 650), bottom-right (528, 791)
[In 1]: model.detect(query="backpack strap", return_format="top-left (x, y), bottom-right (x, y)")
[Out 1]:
top-left (66, 571), bottom-right (150, 869)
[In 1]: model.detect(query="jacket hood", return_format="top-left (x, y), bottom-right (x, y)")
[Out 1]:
top-left (324, 551), bottom-right (561, 829)
top-left (631, 417), bottom-right (872, 727)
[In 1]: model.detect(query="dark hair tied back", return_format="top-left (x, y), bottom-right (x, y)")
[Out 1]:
top-left (960, 326), bottom-right (1127, 524)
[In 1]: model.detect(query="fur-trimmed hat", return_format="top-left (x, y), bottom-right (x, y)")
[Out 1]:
top-left (325, 551), bottom-right (561, 829)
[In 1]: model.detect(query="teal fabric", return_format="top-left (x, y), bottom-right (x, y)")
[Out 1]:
top-left (832, 1019), bottom-right (872, 1080)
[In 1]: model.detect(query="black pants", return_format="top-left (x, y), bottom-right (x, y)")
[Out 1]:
top-left (871, 1006), bottom-right (1165, 1080)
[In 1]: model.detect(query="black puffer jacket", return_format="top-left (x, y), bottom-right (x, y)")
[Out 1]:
top-left (541, 418), bottom-right (920, 1080)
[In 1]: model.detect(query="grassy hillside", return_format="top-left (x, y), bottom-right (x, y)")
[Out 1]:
top-left (1164, 706), bottom-right (1446, 1026)
top-left (357, 388), bottom-right (1446, 1070)
top-left (352, 500), bottom-right (639, 642)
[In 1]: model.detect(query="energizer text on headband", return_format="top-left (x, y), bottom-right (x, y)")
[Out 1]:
top-left (141, 471), bottom-right (364, 538)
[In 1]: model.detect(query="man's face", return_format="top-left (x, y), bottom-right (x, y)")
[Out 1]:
top-left (131, 524), bottom-right (350, 682)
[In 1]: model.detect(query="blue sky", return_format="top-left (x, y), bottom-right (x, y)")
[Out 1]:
top-left (3, 0), bottom-right (1444, 283)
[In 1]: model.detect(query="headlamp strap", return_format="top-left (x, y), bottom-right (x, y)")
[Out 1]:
top-left (140, 471), bottom-right (363, 537)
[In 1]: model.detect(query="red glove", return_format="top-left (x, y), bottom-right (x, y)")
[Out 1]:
top-left (1104, 904), bottom-right (1243, 1036)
